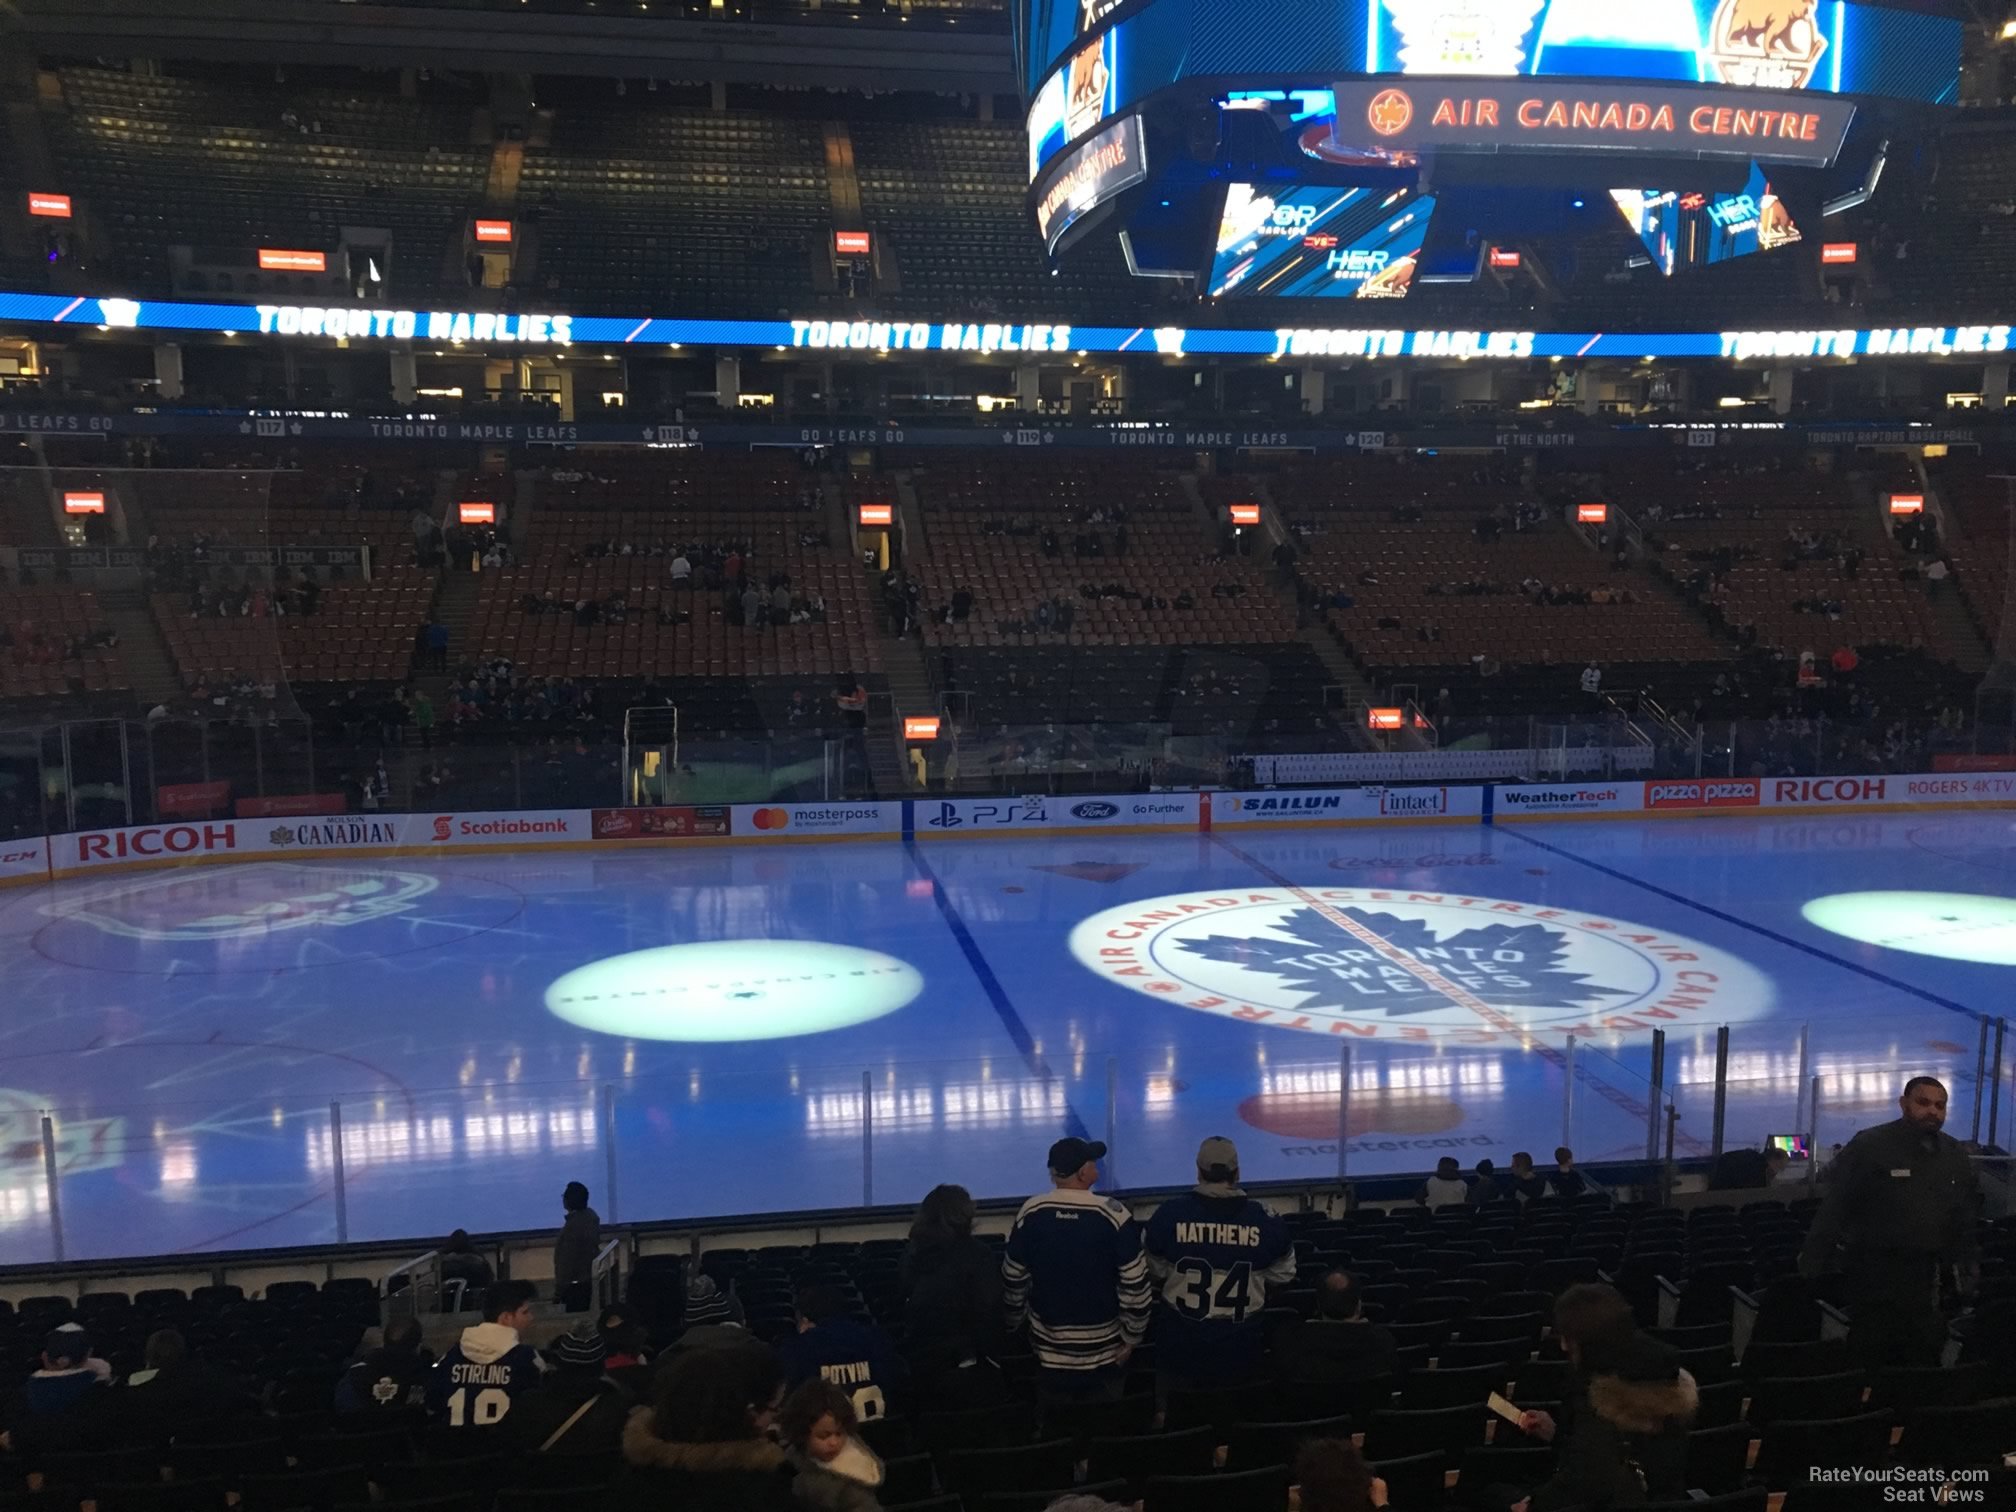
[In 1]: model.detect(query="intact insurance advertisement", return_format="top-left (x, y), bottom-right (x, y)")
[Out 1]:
top-left (1213, 787), bottom-right (1483, 825)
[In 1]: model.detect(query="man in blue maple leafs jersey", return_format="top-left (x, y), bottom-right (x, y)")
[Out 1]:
top-left (1144, 1136), bottom-right (1297, 1386)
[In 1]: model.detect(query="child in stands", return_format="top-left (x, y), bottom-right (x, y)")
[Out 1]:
top-left (778, 1379), bottom-right (884, 1512)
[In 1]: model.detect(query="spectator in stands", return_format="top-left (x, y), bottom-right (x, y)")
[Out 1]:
top-left (105, 1329), bottom-right (249, 1442)
top-left (1799, 1074), bottom-right (1979, 1368)
top-left (1709, 1142), bottom-right (1788, 1191)
top-left (1003, 1137), bottom-right (1149, 1402)
top-left (777, 1283), bottom-right (905, 1420)
top-left (1926, 556), bottom-right (1950, 597)
top-left (4, 1325), bottom-right (110, 1447)
top-left (429, 1280), bottom-right (544, 1430)
top-left (951, 586), bottom-right (975, 622)
top-left (336, 1315), bottom-right (433, 1413)
top-left (1516, 1326), bottom-right (1696, 1512)
top-left (1580, 663), bottom-right (1602, 705)
top-left (1506, 1152), bottom-right (1549, 1203)
top-left (1273, 1270), bottom-right (1397, 1386)
top-left (597, 1304), bottom-right (652, 1393)
top-left (440, 1228), bottom-right (494, 1299)
top-left (505, 1325), bottom-right (629, 1455)
top-left (1550, 1147), bottom-right (1588, 1199)
top-left (675, 1276), bottom-right (752, 1352)
top-left (612, 1345), bottom-right (794, 1512)
top-left (778, 1380), bottom-right (884, 1512)
top-left (1466, 1158), bottom-right (1502, 1206)
top-left (1294, 1439), bottom-right (1387, 1512)
top-left (1145, 1136), bottom-right (1295, 1389)
top-left (902, 1184), bottom-right (1007, 1406)
top-left (553, 1181), bottom-right (602, 1311)
top-left (1417, 1156), bottom-right (1470, 1209)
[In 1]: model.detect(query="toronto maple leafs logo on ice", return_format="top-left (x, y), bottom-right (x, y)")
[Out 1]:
top-left (1175, 905), bottom-right (1632, 1019)
top-left (1067, 888), bottom-right (1773, 1042)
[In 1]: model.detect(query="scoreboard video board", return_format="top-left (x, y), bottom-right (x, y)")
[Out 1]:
top-left (1022, 0), bottom-right (1959, 265)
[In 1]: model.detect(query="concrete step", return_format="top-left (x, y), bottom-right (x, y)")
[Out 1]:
top-left (99, 602), bottom-right (184, 708)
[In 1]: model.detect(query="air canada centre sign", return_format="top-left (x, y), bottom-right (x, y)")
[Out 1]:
top-left (1068, 888), bottom-right (1772, 1043)
top-left (1334, 79), bottom-right (1854, 167)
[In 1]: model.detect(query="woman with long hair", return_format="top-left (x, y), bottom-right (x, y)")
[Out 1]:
top-left (611, 1343), bottom-right (796, 1512)
top-left (901, 1183), bottom-right (1007, 1405)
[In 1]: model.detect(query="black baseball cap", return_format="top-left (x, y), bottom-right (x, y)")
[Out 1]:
top-left (1048, 1137), bottom-right (1107, 1175)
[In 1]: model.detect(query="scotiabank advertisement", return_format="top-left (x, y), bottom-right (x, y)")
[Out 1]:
top-left (54, 811), bottom-right (591, 875)
top-left (1213, 787), bottom-right (1484, 825)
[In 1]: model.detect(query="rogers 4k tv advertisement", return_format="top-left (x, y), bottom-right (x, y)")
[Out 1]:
top-left (1211, 185), bottom-right (1434, 299)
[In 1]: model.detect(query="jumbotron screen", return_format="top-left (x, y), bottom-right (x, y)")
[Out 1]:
top-left (1024, 0), bottom-right (1959, 190)
top-left (1611, 161), bottom-right (1803, 275)
top-left (1210, 185), bottom-right (1433, 299)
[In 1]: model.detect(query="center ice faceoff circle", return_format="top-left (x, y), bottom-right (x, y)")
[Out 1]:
top-left (544, 939), bottom-right (924, 1042)
top-left (1069, 887), bottom-right (1774, 1041)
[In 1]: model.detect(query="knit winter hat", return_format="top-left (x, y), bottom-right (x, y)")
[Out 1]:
top-left (551, 1325), bottom-right (606, 1368)
top-left (686, 1276), bottom-right (734, 1326)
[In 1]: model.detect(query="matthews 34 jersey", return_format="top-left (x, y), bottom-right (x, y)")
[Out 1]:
top-left (1144, 1189), bottom-right (1297, 1378)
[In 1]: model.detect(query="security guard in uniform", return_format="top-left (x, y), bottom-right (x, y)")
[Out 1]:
top-left (1798, 1075), bottom-right (1979, 1368)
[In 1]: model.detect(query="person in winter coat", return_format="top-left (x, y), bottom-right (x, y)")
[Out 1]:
top-left (105, 1331), bottom-right (252, 1444)
top-left (336, 1316), bottom-right (433, 1413)
top-left (610, 1344), bottom-right (796, 1512)
top-left (1512, 1287), bottom-right (1696, 1512)
top-left (554, 1181), bottom-right (602, 1311)
top-left (902, 1184), bottom-right (1005, 1401)
top-left (429, 1280), bottom-right (545, 1430)
top-left (2, 1326), bottom-right (113, 1453)
top-left (779, 1379), bottom-right (884, 1512)
top-left (505, 1326), bottom-right (631, 1456)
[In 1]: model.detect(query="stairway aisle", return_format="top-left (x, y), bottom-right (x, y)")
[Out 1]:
top-left (95, 584), bottom-right (185, 711)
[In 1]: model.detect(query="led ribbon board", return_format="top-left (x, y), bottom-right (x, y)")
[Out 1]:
top-left (0, 291), bottom-right (2008, 362)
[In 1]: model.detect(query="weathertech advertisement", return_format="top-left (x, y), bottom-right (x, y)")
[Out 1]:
top-left (591, 807), bottom-right (733, 840)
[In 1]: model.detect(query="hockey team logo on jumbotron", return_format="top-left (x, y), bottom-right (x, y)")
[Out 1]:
top-left (1705, 0), bottom-right (1829, 89)
top-left (1068, 888), bottom-right (1772, 1042)
top-left (1382, 0), bottom-right (1546, 75)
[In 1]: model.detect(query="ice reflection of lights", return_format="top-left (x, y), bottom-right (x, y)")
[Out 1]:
top-left (1258, 1059), bottom-right (1508, 1098)
top-left (0, 1187), bottom-right (50, 1227)
top-left (159, 1141), bottom-right (198, 1186)
top-left (805, 1077), bottom-right (1068, 1136)
top-left (1672, 1054), bottom-right (1957, 1108)
top-left (304, 1104), bottom-right (597, 1173)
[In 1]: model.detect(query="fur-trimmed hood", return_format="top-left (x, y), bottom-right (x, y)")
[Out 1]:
top-left (621, 1409), bottom-right (789, 1475)
top-left (1587, 1368), bottom-right (1699, 1435)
